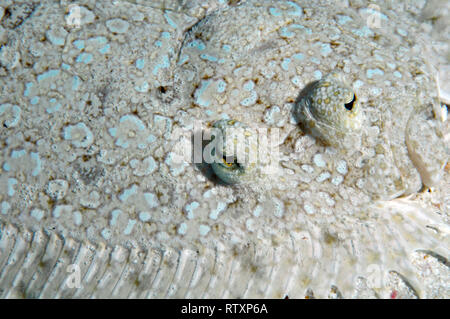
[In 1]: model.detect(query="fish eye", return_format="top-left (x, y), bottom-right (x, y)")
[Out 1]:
top-left (294, 72), bottom-right (362, 146)
top-left (210, 119), bottom-right (256, 184)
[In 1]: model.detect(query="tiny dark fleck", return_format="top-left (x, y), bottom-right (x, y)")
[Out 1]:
top-left (159, 86), bottom-right (167, 94)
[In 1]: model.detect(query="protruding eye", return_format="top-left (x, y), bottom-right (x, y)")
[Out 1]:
top-left (210, 119), bottom-right (256, 184)
top-left (294, 72), bottom-right (363, 146)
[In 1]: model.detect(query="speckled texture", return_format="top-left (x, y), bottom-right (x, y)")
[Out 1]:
top-left (0, 0), bottom-right (448, 298)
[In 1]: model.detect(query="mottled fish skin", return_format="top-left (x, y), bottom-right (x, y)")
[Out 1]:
top-left (0, 0), bottom-right (448, 298)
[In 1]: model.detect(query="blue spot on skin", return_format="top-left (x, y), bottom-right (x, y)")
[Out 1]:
top-left (253, 206), bottom-right (262, 217)
top-left (243, 80), bottom-right (255, 91)
top-left (374, 54), bottom-right (384, 62)
top-left (135, 58), bottom-right (145, 70)
top-left (108, 127), bottom-right (117, 137)
top-left (387, 63), bottom-right (396, 69)
top-left (352, 26), bottom-right (374, 37)
top-left (185, 202), bottom-right (199, 220)
top-left (222, 44), bottom-right (231, 52)
top-left (72, 76), bottom-right (81, 91)
top-left (359, 8), bottom-right (388, 21)
top-left (293, 53), bottom-right (304, 60)
top-left (240, 91), bottom-right (257, 107)
top-left (119, 184), bottom-right (138, 202)
top-left (99, 44), bottom-right (110, 54)
top-left (200, 54), bottom-right (218, 62)
top-left (209, 202), bottom-right (227, 220)
top-left (280, 24), bottom-right (312, 38)
top-left (177, 54), bottom-right (189, 65)
top-left (144, 193), bottom-right (158, 208)
top-left (8, 178), bottom-right (17, 196)
top-left (46, 98), bottom-right (62, 114)
top-left (61, 63), bottom-right (71, 70)
top-left (216, 79), bottom-right (227, 93)
top-left (354, 80), bottom-right (364, 89)
top-left (24, 82), bottom-right (33, 97)
top-left (269, 7), bottom-right (282, 16)
top-left (195, 80), bottom-right (211, 107)
top-left (281, 58), bottom-right (291, 71)
top-left (187, 40), bottom-right (206, 51)
top-left (101, 228), bottom-right (111, 240)
top-left (1, 201), bottom-right (10, 215)
top-left (73, 40), bottom-right (85, 49)
top-left (153, 55), bottom-right (170, 75)
top-left (110, 209), bottom-right (122, 226)
top-left (76, 53), bottom-right (93, 64)
top-left (37, 69), bottom-right (60, 82)
top-left (137, 156), bottom-right (157, 175)
top-left (280, 27), bottom-right (294, 38)
top-left (0, 104), bottom-right (21, 127)
top-left (53, 205), bottom-right (72, 218)
top-left (320, 43), bottom-right (332, 56)
top-left (199, 225), bottom-right (210, 236)
top-left (154, 40), bottom-right (162, 47)
top-left (30, 96), bottom-right (40, 105)
top-left (264, 105), bottom-right (281, 125)
top-left (291, 24), bottom-right (312, 34)
top-left (287, 1), bottom-right (302, 16)
top-left (53, 206), bottom-right (62, 218)
top-left (91, 36), bottom-right (107, 44)
top-left (115, 138), bottom-right (129, 148)
top-left (161, 31), bottom-right (171, 39)
top-left (31, 209), bottom-right (44, 221)
top-left (164, 13), bottom-right (177, 29)
top-left (139, 211), bottom-right (151, 222)
top-left (123, 219), bottom-right (136, 235)
top-left (73, 211), bottom-right (82, 225)
top-left (147, 134), bottom-right (156, 143)
top-left (154, 115), bottom-right (172, 138)
top-left (11, 149), bottom-right (26, 159)
top-left (63, 123), bottom-right (93, 148)
top-left (336, 15), bottom-right (352, 25)
top-left (178, 223), bottom-right (187, 235)
top-left (134, 81), bottom-right (149, 93)
top-left (3, 162), bottom-right (10, 171)
top-left (291, 76), bottom-right (301, 86)
top-left (310, 57), bottom-right (320, 64)
top-left (371, 87), bottom-right (382, 96)
top-left (366, 68), bottom-right (384, 78)
top-left (394, 71), bottom-right (402, 78)
top-left (47, 32), bottom-right (65, 46)
top-left (397, 29), bottom-right (407, 37)
top-left (120, 114), bottom-right (146, 131)
top-left (314, 70), bottom-right (322, 79)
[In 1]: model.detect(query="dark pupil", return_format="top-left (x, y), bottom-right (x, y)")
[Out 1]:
top-left (224, 156), bottom-right (235, 165)
top-left (344, 94), bottom-right (356, 111)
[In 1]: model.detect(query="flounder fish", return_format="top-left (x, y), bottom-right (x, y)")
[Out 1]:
top-left (0, 0), bottom-right (448, 298)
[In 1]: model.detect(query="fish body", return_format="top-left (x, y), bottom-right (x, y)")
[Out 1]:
top-left (0, 0), bottom-right (448, 298)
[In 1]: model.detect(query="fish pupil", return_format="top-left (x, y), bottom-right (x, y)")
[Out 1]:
top-left (223, 156), bottom-right (235, 167)
top-left (344, 95), bottom-right (356, 111)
